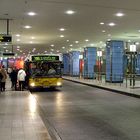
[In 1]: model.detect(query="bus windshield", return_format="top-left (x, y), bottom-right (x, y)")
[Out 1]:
top-left (29, 62), bottom-right (61, 77)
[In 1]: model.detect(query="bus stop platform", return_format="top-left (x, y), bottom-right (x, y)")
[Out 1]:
top-left (63, 76), bottom-right (140, 98)
top-left (0, 79), bottom-right (52, 140)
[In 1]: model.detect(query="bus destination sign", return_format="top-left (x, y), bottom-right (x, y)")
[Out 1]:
top-left (32, 55), bottom-right (59, 61)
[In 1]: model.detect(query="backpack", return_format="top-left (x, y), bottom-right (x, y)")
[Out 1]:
top-left (0, 73), bottom-right (3, 80)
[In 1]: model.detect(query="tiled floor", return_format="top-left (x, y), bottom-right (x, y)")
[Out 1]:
top-left (0, 79), bottom-right (51, 140)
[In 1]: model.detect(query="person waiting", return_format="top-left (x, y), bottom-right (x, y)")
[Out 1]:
top-left (9, 67), bottom-right (18, 90)
top-left (17, 68), bottom-right (26, 91)
top-left (48, 65), bottom-right (56, 75)
top-left (0, 65), bottom-right (7, 92)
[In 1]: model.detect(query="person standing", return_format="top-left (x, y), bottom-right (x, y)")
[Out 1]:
top-left (0, 65), bottom-right (7, 92)
top-left (17, 68), bottom-right (26, 91)
top-left (9, 67), bottom-right (18, 90)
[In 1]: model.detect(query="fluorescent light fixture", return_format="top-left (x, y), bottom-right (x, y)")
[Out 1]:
top-left (108, 22), bottom-right (116, 26)
top-left (65, 10), bottom-right (75, 15)
top-left (59, 28), bottom-right (65, 31)
top-left (24, 25), bottom-right (32, 29)
top-left (28, 12), bottom-right (36, 16)
top-left (90, 44), bottom-right (95, 46)
top-left (116, 12), bottom-right (124, 17)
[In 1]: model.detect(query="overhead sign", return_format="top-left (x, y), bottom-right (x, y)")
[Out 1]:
top-left (3, 53), bottom-right (15, 56)
top-left (32, 55), bottom-right (59, 61)
top-left (0, 35), bottom-right (12, 42)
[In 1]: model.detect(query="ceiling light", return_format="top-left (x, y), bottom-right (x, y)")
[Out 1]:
top-left (28, 12), bottom-right (36, 16)
top-left (116, 12), bottom-right (124, 17)
top-left (51, 44), bottom-right (54, 47)
top-left (16, 34), bottom-right (20, 37)
top-left (24, 25), bottom-right (32, 29)
top-left (66, 40), bottom-right (69, 42)
top-left (60, 35), bottom-right (64, 38)
top-left (102, 30), bottom-right (106, 33)
top-left (100, 22), bottom-right (104, 25)
top-left (31, 36), bottom-right (35, 39)
top-left (17, 39), bottom-right (20, 41)
top-left (65, 10), bottom-right (75, 15)
top-left (107, 39), bottom-right (111, 41)
top-left (108, 34), bottom-right (111, 36)
top-left (59, 28), bottom-right (65, 31)
top-left (90, 44), bottom-right (95, 46)
top-left (30, 41), bottom-right (33, 44)
top-left (75, 41), bottom-right (79, 43)
top-left (135, 42), bottom-right (139, 45)
top-left (85, 39), bottom-right (89, 42)
top-left (57, 50), bottom-right (60, 53)
top-left (17, 46), bottom-right (20, 48)
top-left (70, 44), bottom-right (73, 47)
top-left (62, 46), bottom-right (65, 49)
top-left (108, 22), bottom-right (116, 26)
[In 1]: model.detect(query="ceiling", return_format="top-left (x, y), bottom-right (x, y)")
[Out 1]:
top-left (1, 0), bottom-right (140, 57)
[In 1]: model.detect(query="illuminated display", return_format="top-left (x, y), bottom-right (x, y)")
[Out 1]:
top-left (32, 55), bottom-right (59, 61)
top-left (0, 35), bottom-right (12, 42)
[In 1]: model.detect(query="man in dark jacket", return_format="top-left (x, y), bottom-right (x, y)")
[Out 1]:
top-left (10, 68), bottom-right (18, 90)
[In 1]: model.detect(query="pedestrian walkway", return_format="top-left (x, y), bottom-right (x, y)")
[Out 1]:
top-left (63, 76), bottom-right (140, 98)
top-left (0, 78), bottom-right (52, 140)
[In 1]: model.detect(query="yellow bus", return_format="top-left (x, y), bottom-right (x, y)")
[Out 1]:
top-left (24, 54), bottom-right (63, 90)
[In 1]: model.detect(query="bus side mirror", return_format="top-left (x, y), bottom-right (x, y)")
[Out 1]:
top-left (61, 64), bottom-right (64, 68)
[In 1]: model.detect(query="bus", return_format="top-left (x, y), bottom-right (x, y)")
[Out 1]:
top-left (24, 54), bottom-right (63, 90)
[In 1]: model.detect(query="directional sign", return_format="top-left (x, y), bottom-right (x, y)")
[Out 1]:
top-left (0, 35), bottom-right (12, 42)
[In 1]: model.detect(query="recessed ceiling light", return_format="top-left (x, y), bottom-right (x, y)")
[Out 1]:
top-left (75, 41), bottom-right (79, 43)
top-left (100, 22), bottom-right (104, 25)
top-left (60, 35), bottom-right (64, 38)
top-left (70, 44), bottom-right (73, 47)
top-left (59, 28), bottom-right (65, 31)
top-left (17, 39), bottom-right (20, 41)
top-left (30, 41), bottom-right (33, 44)
top-left (116, 12), bottom-right (124, 17)
top-left (31, 36), bottom-right (35, 39)
top-left (102, 30), bottom-right (106, 33)
top-left (28, 12), bottom-right (36, 16)
top-left (90, 44), bottom-right (95, 46)
top-left (57, 50), bottom-right (60, 53)
top-left (128, 40), bottom-right (131, 42)
top-left (16, 34), bottom-right (20, 37)
top-left (62, 46), bottom-right (65, 49)
top-left (108, 22), bottom-right (116, 26)
top-left (107, 39), bottom-right (111, 41)
top-left (24, 25), bottom-right (32, 29)
top-left (51, 44), bottom-right (54, 47)
top-left (85, 39), bottom-right (89, 42)
top-left (65, 10), bottom-right (75, 15)
top-left (66, 40), bottom-right (69, 42)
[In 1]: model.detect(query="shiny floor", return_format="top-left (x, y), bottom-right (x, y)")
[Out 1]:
top-left (0, 80), bottom-right (51, 140)
top-left (1, 79), bottom-right (140, 140)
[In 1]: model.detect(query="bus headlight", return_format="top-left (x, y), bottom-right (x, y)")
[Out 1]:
top-left (57, 82), bottom-right (62, 86)
top-left (30, 82), bottom-right (35, 87)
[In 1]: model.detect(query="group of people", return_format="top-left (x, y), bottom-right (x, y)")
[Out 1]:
top-left (0, 65), bottom-right (27, 92)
